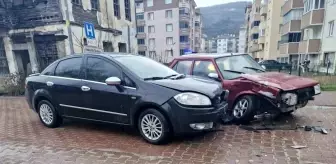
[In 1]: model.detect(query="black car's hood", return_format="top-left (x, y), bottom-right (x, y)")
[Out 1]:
top-left (148, 76), bottom-right (222, 98)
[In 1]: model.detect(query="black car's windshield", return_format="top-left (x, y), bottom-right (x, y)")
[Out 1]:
top-left (114, 55), bottom-right (179, 80)
top-left (216, 54), bottom-right (265, 80)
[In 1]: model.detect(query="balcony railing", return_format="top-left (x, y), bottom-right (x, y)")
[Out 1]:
top-left (260, 4), bottom-right (267, 16)
top-left (282, 0), bottom-right (304, 16)
top-left (281, 20), bottom-right (301, 36)
top-left (136, 19), bottom-right (145, 26)
top-left (279, 43), bottom-right (299, 54)
top-left (179, 28), bottom-right (190, 35)
top-left (298, 39), bottom-right (321, 53)
top-left (301, 9), bottom-right (325, 29)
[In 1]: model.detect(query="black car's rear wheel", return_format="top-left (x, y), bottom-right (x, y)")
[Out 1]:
top-left (38, 100), bottom-right (62, 128)
top-left (232, 95), bottom-right (256, 124)
top-left (138, 109), bottom-right (171, 144)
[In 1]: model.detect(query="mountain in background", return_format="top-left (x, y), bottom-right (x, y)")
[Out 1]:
top-left (199, 1), bottom-right (251, 38)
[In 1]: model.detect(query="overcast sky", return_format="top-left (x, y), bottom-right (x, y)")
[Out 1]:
top-left (195, 0), bottom-right (251, 7)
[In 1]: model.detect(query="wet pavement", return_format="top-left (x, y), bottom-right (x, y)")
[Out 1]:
top-left (0, 95), bottom-right (336, 164)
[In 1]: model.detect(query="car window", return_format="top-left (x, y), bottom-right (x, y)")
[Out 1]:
top-left (173, 60), bottom-right (193, 75)
top-left (54, 57), bottom-right (82, 78)
top-left (41, 62), bottom-right (57, 76)
top-left (122, 75), bottom-right (136, 88)
top-left (86, 57), bottom-right (121, 83)
top-left (192, 60), bottom-right (217, 78)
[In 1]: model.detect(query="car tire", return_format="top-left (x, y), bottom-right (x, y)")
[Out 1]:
top-left (138, 109), bottom-right (171, 145)
top-left (232, 95), bottom-right (256, 124)
top-left (37, 100), bottom-right (62, 128)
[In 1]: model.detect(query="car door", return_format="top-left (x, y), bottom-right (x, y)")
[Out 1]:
top-left (80, 56), bottom-right (130, 124)
top-left (48, 57), bottom-right (85, 116)
top-left (172, 60), bottom-right (193, 75)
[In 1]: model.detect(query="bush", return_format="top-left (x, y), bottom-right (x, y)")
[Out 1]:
top-left (0, 72), bottom-right (26, 96)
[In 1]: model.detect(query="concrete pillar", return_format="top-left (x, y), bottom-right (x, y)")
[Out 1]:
top-left (26, 33), bottom-right (39, 73)
top-left (56, 41), bottom-right (66, 58)
top-left (3, 36), bottom-right (18, 74)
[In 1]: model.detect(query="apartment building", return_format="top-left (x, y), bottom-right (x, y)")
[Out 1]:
top-left (135, 0), bottom-right (201, 63)
top-left (238, 26), bottom-right (247, 53)
top-left (0, 0), bottom-right (136, 76)
top-left (245, 0), bottom-right (283, 61)
top-left (217, 34), bottom-right (239, 53)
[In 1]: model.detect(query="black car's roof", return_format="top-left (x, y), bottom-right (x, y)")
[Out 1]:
top-left (71, 52), bottom-right (138, 59)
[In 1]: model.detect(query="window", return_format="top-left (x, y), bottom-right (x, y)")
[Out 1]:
top-left (288, 33), bottom-right (301, 42)
top-left (136, 13), bottom-right (144, 20)
top-left (165, 50), bottom-right (173, 57)
top-left (328, 21), bottom-right (334, 37)
top-left (165, 0), bottom-right (172, 4)
top-left (114, 0), bottom-right (120, 17)
top-left (86, 57), bottom-right (121, 83)
top-left (323, 53), bottom-right (335, 67)
top-left (179, 21), bottom-right (189, 28)
top-left (195, 22), bottom-right (200, 27)
top-left (41, 62), bottom-right (57, 76)
top-left (72, 0), bottom-right (81, 5)
top-left (147, 0), bottom-right (153, 7)
top-left (149, 38), bottom-right (155, 47)
top-left (137, 26), bottom-right (144, 33)
top-left (173, 61), bottom-right (193, 75)
top-left (138, 51), bottom-right (146, 56)
top-left (192, 61), bottom-right (217, 79)
top-left (166, 10), bottom-right (173, 18)
top-left (252, 34), bottom-right (259, 39)
top-left (149, 51), bottom-right (156, 58)
top-left (55, 58), bottom-right (82, 79)
top-left (180, 49), bottom-right (185, 55)
top-left (148, 26), bottom-right (155, 33)
top-left (91, 0), bottom-right (99, 10)
top-left (166, 37), bottom-right (173, 45)
top-left (137, 39), bottom-right (145, 45)
top-left (260, 29), bottom-right (265, 36)
top-left (304, 0), bottom-right (325, 13)
top-left (148, 12), bottom-right (154, 20)
top-left (283, 9), bottom-right (303, 24)
top-left (252, 21), bottom-right (260, 27)
top-left (179, 8), bottom-right (190, 15)
top-left (180, 36), bottom-right (189, 43)
top-left (166, 24), bottom-right (173, 32)
top-left (125, 0), bottom-right (131, 21)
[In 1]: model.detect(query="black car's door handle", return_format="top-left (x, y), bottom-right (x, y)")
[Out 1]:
top-left (81, 86), bottom-right (91, 92)
top-left (46, 81), bottom-right (54, 87)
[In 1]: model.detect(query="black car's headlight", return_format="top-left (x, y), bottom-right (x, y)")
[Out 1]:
top-left (174, 92), bottom-right (212, 106)
top-left (281, 93), bottom-right (298, 106)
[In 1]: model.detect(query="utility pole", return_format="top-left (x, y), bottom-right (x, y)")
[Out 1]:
top-left (64, 0), bottom-right (75, 54)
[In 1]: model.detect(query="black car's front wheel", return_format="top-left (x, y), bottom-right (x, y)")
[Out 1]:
top-left (138, 109), bottom-right (171, 144)
top-left (38, 100), bottom-right (62, 128)
top-left (232, 95), bottom-right (256, 124)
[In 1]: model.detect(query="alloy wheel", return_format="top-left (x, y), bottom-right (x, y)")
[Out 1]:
top-left (39, 104), bottom-right (53, 125)
top-left (141, 114), bottom-right (163, 141)
top-left (233, 99), bottom-right (249, 118)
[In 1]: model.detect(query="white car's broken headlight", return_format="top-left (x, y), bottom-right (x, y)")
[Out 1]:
top-left (281, 93), bottom-right (298, 106)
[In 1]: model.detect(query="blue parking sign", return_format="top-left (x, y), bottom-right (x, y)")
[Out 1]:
top-left (84, 22), bottom-right (95, 39)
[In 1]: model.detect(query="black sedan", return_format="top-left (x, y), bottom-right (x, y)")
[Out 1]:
top-left (25, 53), bottom-right (228, 144)
top-left (258, 60), bottom-right (291, 71)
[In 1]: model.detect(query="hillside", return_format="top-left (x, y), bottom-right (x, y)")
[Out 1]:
top-left (199, 1), bottom-right (251, 38)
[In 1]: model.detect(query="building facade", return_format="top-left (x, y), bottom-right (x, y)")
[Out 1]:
top-left (238, 26), bottom-right (247, 53)
top-left (0, 0), bottom-right (137, 76)
top-left (245, 0), bottom-right (283, 61)
top-left (135, 0), bottom-right (202, 63)
top-left (216, 34), bottom-right (238, 53)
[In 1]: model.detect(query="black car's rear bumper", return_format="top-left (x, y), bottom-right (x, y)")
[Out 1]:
top-left (161, 99), bottom-right (227, 134)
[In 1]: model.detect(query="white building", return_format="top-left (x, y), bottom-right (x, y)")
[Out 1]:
top-left (238, 26), bottom-right (247, 53)
top-left (216, 35), bottom-right (238, 53)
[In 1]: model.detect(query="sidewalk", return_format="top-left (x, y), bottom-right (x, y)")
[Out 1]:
top-left (308, 91), bottom-right (336, 107)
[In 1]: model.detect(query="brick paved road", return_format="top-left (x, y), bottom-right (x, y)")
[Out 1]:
top-left (0, 96), bottom-right (336, 164)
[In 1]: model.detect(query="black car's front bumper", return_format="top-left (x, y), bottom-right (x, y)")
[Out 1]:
top-left (161, 99), bottom-right (228, 134)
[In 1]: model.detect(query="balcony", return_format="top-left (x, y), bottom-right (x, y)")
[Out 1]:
top-left (249, 42), bottom-right (260, 53)
top-left (138, 45), bottom-right (147, 51)
top-left (282, 0), bottom-right (304, 16)
top-left (180, 28), bottom-right (190, 35)
top-left (279, 43), bottom-right (299, 54)
top-left (301, 9), bottom-right (325, 29)
top-left (136, 33), bottom-right (146, 39)
top-left (258, 36), bottom-right (265, 44)
top-left (260, 5), bottom-right (267, 16)
top-left (281, 20), bottom-right (301, 36)
top-left (251, 13), bottom-right (261, 22)
top-left (180, 42), bottom-right (190, 49)
top-left (298, 39), bottom-right (321, 54)
top-left (259, 21), bottom-right (266, 29)
top-left (137, 19), bottom-right (145, 26)
top-left (251, 26), bottom-right (259, 34)
top-left (179, 14), bottom-right (190, 21)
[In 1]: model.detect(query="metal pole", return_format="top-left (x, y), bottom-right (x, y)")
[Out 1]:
top-left (64, 0), bottom-right (75, 54)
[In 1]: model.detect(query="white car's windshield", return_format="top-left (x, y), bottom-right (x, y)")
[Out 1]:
top-left (216, 54), bottom-right (265, 80)
top-left (115, 55), bottom-right (179, 80)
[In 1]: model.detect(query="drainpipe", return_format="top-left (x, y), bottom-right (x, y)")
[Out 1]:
top-left (127, 25), bottom-right (131, 53)
top-left (64, 0), bottom-right (75, 54)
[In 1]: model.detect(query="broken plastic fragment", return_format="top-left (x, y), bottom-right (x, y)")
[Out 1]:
top-left (291, 145), bottom-right (307, 149)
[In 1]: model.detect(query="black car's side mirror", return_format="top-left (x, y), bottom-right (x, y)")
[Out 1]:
top-left (105, 77), bottom-right (121, 86)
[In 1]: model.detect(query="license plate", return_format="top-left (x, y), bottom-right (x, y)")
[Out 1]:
top-left (314, 84), bottom-right (321, 94)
